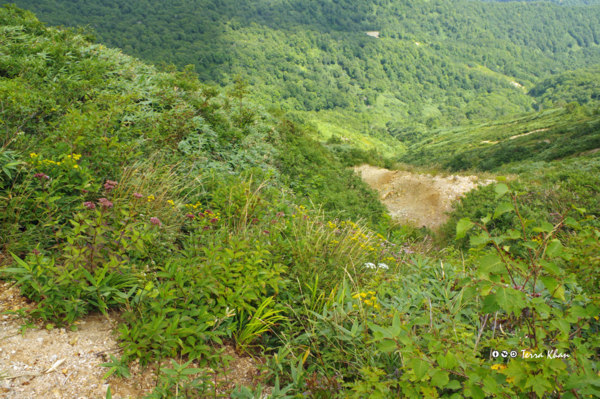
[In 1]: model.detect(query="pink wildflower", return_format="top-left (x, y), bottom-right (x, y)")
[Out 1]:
top-left (133, 192), bottom-right (143, 198)
top-left (83, 201), bottom-right (96, 209)
top-left (185, 214), bottom-right (195, 219)
top-left (150, 217), bottom-right (162, 227)
top-left (34, 173), bottom-right (49, 180)
top-left (98, 198), bottom-right (113, 208)
top-left (104, 180), bottom-right (118, 191)
top-left (210, 218), bottom-right (218, 224)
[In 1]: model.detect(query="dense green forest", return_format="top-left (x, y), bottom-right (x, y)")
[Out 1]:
top-left (11, 0), bottom-right (600, 148)
top-left (1, 3), bottom-right (600, 398)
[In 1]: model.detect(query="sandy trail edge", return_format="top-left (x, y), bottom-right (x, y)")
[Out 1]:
top-left (0, 281), bottom-right (263, 399)
top-left (354, 165), bottom-right (492, 228)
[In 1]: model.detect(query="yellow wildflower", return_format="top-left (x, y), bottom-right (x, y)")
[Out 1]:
top-left (147, 195), bottom-right (155, 202)
top-left (167, 200), bottom-right (175, 206)
top-left (30, 153), bottom-right (37, 158)
top-left (360, 293), bottom-right (367, 298)
top-left (73, 165), bottom-right (79, 169)
top-left (491, 364), bottom-right (507, 370)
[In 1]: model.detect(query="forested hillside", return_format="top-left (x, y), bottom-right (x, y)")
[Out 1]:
top-left (1, 5), bottom-right (600, 398)
top-left (12, 0), bottom-right (600, 148)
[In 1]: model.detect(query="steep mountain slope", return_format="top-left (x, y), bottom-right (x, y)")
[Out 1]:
top-left (1, 7), bottom-right (600, 399)
top-left (11, 0), bottom-right (600, 149)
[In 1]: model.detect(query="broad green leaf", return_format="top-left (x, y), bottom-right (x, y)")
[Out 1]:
top-left (480, 214), bottom-right (491, 225)
top-left (524, 374), bottom-right (553, 397)
top-left (478, 254), bottom-right (505, 275)
top-left (445, 352), bottom-right (457, 370)
top-left (540, 276), bottom-right (565, 300)
top-left (494, 183), bottom-right (508, 199)
top-left (540, 276), bottom-right (558, 294)
top-left (493, 202), bottom-right (514, 219)
top-left (495, 287), bottom-right (526, 314)
top-left (545, 240), bottom-right (563, 258)
top-left (481, 293), bottom-right (500, 314)
top-left (586, 304), bottom-right (599, 318)
top-left (553, 285), bottom-right (565, 301)
top-left (411, 358), bottom-right (429, 381)
top-left (571, 205), bottom-right (586, 215)
top-left (470, 233), bottom-right (491, 246)
top-left (436, 353), bottom-right (447, 368)
top-left (568, 306), bottom-right (588, 318)
top-left (431, 369), bottom-right (450, 387)
top-left (522, 241), bottom-right (540, 250)
top-left (506, 229), bottom-right (521, 239)
top-left (456, 218), bottom-right (474, 239)
top-left (540, 259), bottom-right (562, 276)
top-left (445, 380), bottom-right (462, 389)
top-left (563, 217), bottom-right (581, 230)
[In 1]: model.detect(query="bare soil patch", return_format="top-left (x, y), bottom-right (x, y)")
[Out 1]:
top-left (0, 282), bottom-right (263, 398)
top-left (355, 165), bottom-right (492, 228)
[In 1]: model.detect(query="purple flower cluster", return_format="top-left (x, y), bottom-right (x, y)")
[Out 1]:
top-left (104, 180), bottom-right (118, 192)
top-left (83, 201), bottom-right (96, 210)
top-left (98, 198), bottom-right (113, 208)
top-left (150, 217), bottom-right (162, 227)
top-left (133, 192), bottom-right (143, 199)
top-left (34, 173), bottom-right (49, 180)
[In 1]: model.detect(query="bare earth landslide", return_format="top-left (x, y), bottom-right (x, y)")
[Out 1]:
top-left (354, 164), bottom-right (492, 228)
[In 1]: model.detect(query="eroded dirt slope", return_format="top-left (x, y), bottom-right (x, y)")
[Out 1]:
top-left (354, 165), bottom-right (492, 228)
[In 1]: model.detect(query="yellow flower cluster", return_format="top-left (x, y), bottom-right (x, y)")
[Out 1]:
top-left (147, 195), bottom-right (155, 202)
top-left (185, 201), bottom-right (203, 210)
top-left (167, 200), bottom-right (175, 206)
top-left (352, 291), bottom-right (381, 310)
top-left (292, 205), bottom-right (309, 219)
top-left (491, 364), bottom-right (507, 370)
top-left (30, 153), bottom-right (82, 170)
